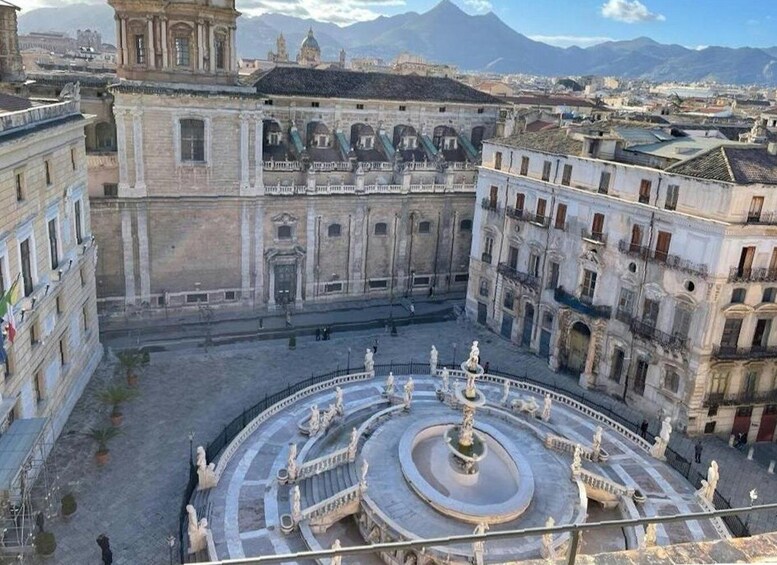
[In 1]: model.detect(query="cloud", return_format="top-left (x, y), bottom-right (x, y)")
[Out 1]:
top-left (238, 0), bottom-right (405, 24)
top-left (529, 35), bottom-right (614, 48)
top-left (600, 0), bottom-right (665, 23)
top-left (463, 0), bottom-right (492, 13)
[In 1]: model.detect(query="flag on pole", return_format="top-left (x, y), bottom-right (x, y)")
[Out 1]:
top-left (0, 275), bottom-right (20, 344)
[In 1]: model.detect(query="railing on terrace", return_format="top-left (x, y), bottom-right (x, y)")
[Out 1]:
top-left (554, 287), bottom-right (611, 319)
top-left (618, 240), bottom-right (709, 279)
top-left (728, 267), bottom-right (777, 283)
top-left (363, 161), bottom-right (394, 172)
top-left (295, 447), bottom-right (353, 482)
top-left (310, 161), bottom-right (352, 172)
top-left (629, 319), bottom-right (688, 352)
top-left (300, 483), bottom-right (362, 522)
top-left (544, 435), bottom-right (595, 461)
top-left (505, 206), bottom-right (551, 228)
top-left (581, 229), bottom-right (607, 245)
top-left (704, 388), bottom-right (777, 407)
top-left (480, 198), bottom-right (501, 213)
top-left (746, 211), bottom-right (777, 225)
top-left (265, 184), bottom-right (305, 195)
top-left (403, 161), bottom-right (436, 171)
top-left (712, 344), bottom-right (777, 360)
top-left (576, 467), bottom-right (634, 497)
top-left (497, 263), bottom-right (540, 290)
top-left (263, 160), bottom-right (302, 171)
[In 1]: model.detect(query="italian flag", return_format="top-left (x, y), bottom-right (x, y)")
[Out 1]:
top-left (0, 275), bottom-right (20, 344)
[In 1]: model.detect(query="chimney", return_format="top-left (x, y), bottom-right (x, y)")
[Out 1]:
top-left (768, 142), bottom-right (777, 156)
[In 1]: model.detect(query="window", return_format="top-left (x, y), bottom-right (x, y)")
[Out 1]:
top-left (618, 288), bottom-right (636, 316)
top-left (369, 279), bottom-right (388, 289)
top-left (80, 266), bottom-right (85, 287)
top-left (548, 261), bottom-right (560, 289)
top-left (528, 253), bottom-right (540, 277)
top-left (215, 38), bottom-right (226, 69)
top-left (59, 336), bottom-right (67, 366)
top-left (598, 171), bottom-right (610, 194)
top-left (520, 156), bottom-right (529, 176)
top-left (439, 106), bottom-right (446, 113)
top-left (134, 34), bottom-right (145, 64)
top-left (664, 368), bottom-right (680, 394)
top-left (541, 160), bottom-right (551, 181)
top-left (224, 291), bottom-right (237, 301)
top-left (30, 319), bottom-right (39, 346)
top-left (264, 99), bottom-right (273, 106)
top-left (74, 200), bottom-right (83, 245)
top-left (753, 318), bottom-right (772, 348)
top-left (413, 276), bottom-right (430, 286)
top-left (186, 293), bottom-right (208, 303)
top-left (536, 198), bottom-right (547, 220)
top-left (581, 269), bottom-right (597, 302)
top-left (591, 213), bottom-right (605, 241)
top-left (704, 421), bottom-right (717, 434)
top-left (654, 231), bottom-right (672, 261)
top-left (174, 36), bottom-right (190, 66)
top-left (459, 219), bottom-right (472, 232)
top-left (277, 225), bottom-right (292, 240)
top-left (356, 103), bottom-right (364, 110)
top-left (494, 151), bottom-right (502, 170)
top-left (639, 179), bottom-right (652, 204)
top-left (311, 101), bottom-right (320, 108)
top-left (610, 348), bottom-right (625, 382)
top-left (507, 246), bottom-right (518, 269)
top-left (671, 304), bottom-right (692, 340)
top-left (454, 274), bottom-right (469, 283)
top-left (743, 370), bottom-right (758, 396)
top-left (477, 107), bottom-right (484, 114)
top-left (70, 147), bottom-right (77, 171)
top-left (44, 160), bottom-right (51, 186)
top-left (325, 282), bottom-right (343, 293)
top-left (763, 287), bottom-right (777, 303)
top-left (359, 135), bottom-right (374, 149)
top-left (710, 372), bottom-right (728, 395)
top-left (47, 218), bottom-right (58, 270)
top-left (82, 304), bottom-right (89, 332)
top-left (20, 238), bottom-right (34, 297)
top-left (515, 193), bottom-right (525, 213)
top-left (561, 164), bottom-right (572, 186)
top-left (736, 246), bottom-right (756, 278)
top-left (34, 371), bottom-right (44, 404)
top-left (103, 183), bottom-right (118, 197)
top-left (399, 105), bottom-right (406, 111)
top-left (484, 236), bottom-right (494, 257)
top-left (643, 298), bottom-right (659, 328)
top-left (15, 171), bottom-right (23, 201)
top-left (418, 221), bottom-right (431, 234)
top-left (633, 359), bottom-right (648, 395)
top-left (629, 224), bottom-right (643, 251)
top-left (489, 185), bottom-right (498, 208)
top-left (479, 278), bottom-right (489, 297)
top-left (56, 294), bottom-right (63, 315)
top-left (374, 222), bottom-right (388, 236)
top-left (180, 119), bottom-right (205, 162)
top-left (748, 196), bottom-right (764, 222)
top-left (327, 224), bottom-right (341, 237)
top-left (731, 288), bottom-right (746, 303)
top-left (503, 289), bottom-right (515, 309)
top-left (555, 203), bottom-right (567, 229)
top-left (665, 184), bottom-right (679, 211)
top-left (720, 318), bottom-right (743, 349)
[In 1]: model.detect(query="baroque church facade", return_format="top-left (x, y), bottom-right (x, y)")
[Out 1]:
top-left (94, 0), bottom-right (506, 314)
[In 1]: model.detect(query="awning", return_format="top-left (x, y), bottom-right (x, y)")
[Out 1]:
top-left (0, 418), bottom-right (47, 493)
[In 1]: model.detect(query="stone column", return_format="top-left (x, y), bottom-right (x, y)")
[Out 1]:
top-left (305, 202), bottom-right (316, 303)
top-left (295, 259), bottom-right (304, 304)
top-left (131, 109), bottom-right (146, 193)
top-left (253, 201), bottom-right (264, 307)
top-left (239, 112), bottom-right (250, 191)
top-left (136, 203), bottom-right (151, 304)
top-left (254, 117), bottom-right (264, 192)
top-left (208, 21), bottom-right (216, 73)
top-left (197, 20), bottom-right (205, 71)
top-left (350, 204), bottom-right (366, 295)
top-left (114, 109), bottom-right (130, 192)
top-left (240, 203), bottom-right (251, 299)
top-left (160, 18), bottom-right (168, 68)
top-left (115, 17), bottom-right (123, 66)
top-left (147, 18), bottom-right (155, 69)
top-left (268, 260), bottom-right (276, 308)
top-left (580, 328), bottom-right (598, 389)
top-left (229, 26), bottom-right (237, 72)
top-left (121, 207), bottom-right (136, 305)
top-left (120, 18), bottom-right (128, 66)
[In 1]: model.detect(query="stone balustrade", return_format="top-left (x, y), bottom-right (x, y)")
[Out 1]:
top-left (545, 435), bottom-right (595, 461)
top-left (295, 448), bottom-right (352, 482)
top-left (263, 160), bottom-right (303, 171)
top-left (300, 483), bottom-right (362, 523)
top-left (263, 183), bottom-right (474, 196)
top-left (577, 468), bottom-right (634, 499)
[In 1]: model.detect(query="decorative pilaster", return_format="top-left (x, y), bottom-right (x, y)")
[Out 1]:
top-left (121, 208), bottom-right (136, 305)
top-left (147, 18), bottom-right (155, 69)
top-left (253, 201), bottom-right (264, 306)
top-left (239, 112), bottom-right (250, 191)
top-left (197, 20), bottom-right (205, 71)
top-left (305, 202), bottom-right (316, 303)
top-left (240, 203), bottom-right (251, 299)
top-left (115, 17), bottom-right (123, 66)
top-left (254, 117), bottom-right (264, 192)
top-left (136, 203), bottom-right (151, 304)
top-left (160, 17), bottom-right (168, 68)
top-left (229, 26), bottom-right (237, 71)
top-left (120, 18), bottom-right (128, 66)
top-left (209, 21), bottom-right (216, 73)
top-left (131, 109), bottom-right (146, 194)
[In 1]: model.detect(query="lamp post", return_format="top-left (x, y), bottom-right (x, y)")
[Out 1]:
top-left (166, 534), bottom-right (175, 565)
top-left (188, 431), bottom-right (195, 466)
top-left (347, 347), bottom-right (351, 372)
top-left (452, 342), bottom-right (457, 366)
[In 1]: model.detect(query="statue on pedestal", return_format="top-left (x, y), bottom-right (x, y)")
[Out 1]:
top-left (335, 387), bottom-right (344, 417)
top-left (500, 380), bottom-right (510, 405)
top-left (286, 443), bottom-right (298, 481)
top-left (291, 485), bottom-right (302, 522)
top-left (403, 378), bottom-right (415, 410)
top-left (360, 458), bottom-right (369, 491)
top-left (441, 368), bottom-right (450, 394)
top-left (592, 426), bottom-right (603, 457)
top-left (186, 504), bottom-right (208, 554)
top-left (308, 405), bottom-right (321, 436)
top-left (331, 539), bottom-right (342, 565)
top-left (571, 444), bottom-right (582, 475)
top-left (650, 417), bottom-right (672, 459)
top-left (541, 516), bottom-right (555, 560)
top-left (347, 428), bottom-right (359, 461)
top-left (460, 408), bottom-right (475, 446)
top-left (542, 394), bottom-right (552, 422)
top-left (384, 372), bottom-right (395, 396)
top-left (466, 340), bottom-right (480, 372)
top-left (430, 345), bottom-right (438, 374)
top-left (196, 446), bottom-right (217, 490)
top-left (697, 460), bottom-right (719, 502)
top-left (321, 403), bottom-right (337, 432)
top-left (643, 523), bottom-right (657, 548)
top-left (472, 522), bottom-right (488, 565)
top-left (364, 349), bottom-right (374, 373)
top-left (465, 366), bottom-right (477, 399)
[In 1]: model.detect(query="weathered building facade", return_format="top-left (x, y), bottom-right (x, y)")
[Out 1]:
top-left (468, 124), bottom-right (777, 442)
top-left (94, 0), bottom-right (505, 314)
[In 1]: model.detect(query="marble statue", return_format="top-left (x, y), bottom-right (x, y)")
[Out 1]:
top-left (384, 372), bottom-right (395, 396)
top-left (331, 539), bottom-right (342, 565)
top-left (286, 443), bottom-right (298, 482)
top-left (542, 394), bottom-right (552, 422)
top-left (291, 485), bottom-right (302, 522)
top-left (441, 368), bottom-right (450, 393)
top-left (592, 426), bottom-right (603, 457)
top-left (335, 387), bottom-right (344, 416)
top-left (308, 405), bottom-right (321, 436)
top-left (196, 446), bottom-right (217, 490)
top-left (186, 504), bottom-right (208, 554)
top-left (643, 523), bottom-right (657, 548)
top-left (460, 408), bottom-right (475, 446)
top-left (571, 444), bottom-right (583, 475)
top-left (650, 417), bottom-right (672, 460)
top-left (360, 458), bottom-right (369, 490)
top-left (500, 380), bottom-right (510, 405)
top-left (465, 365), bottom-right (477, 399)
top-left (321, 403), bottom-right (337, 431)
top-left (347, 427), bottom-right (359, 461)
top-left (472, 522), bottom-right (488, 565)
top-left (430, 345), bottom-right (438, 374)
top-left (660, 417), bottom-right (672, 444)
top-left (403, 378), bottom-right (414, 410)
top-left (541, 516), bottom-right (555, 560)
top-left (364, 349), bottom-right (374, 373)
top-left (466, 340), bottom-right (480, 372)
top-left (697, 460), bottom-right (719, 502)
top-left (512, 396), bottom-right (539, 417)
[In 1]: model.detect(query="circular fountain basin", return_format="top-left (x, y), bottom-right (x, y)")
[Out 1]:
top-left (399, 417), bottom-right (534, 524)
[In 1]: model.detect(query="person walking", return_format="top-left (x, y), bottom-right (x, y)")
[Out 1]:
top-left (372, 338), bottom-right (378, 354)
top-left (409, 303), bottom-right (415, 316)
top-left (483, 361), bottom-right (490, 374)
top-left (428, 286), bottom-right (434, 298)
top-left (694, 440), bottom-right (703, 464)
top-left (640, 419), bottom-right (649, 439)
top-left (97, 534), bottom-right (113, 565)
top-left (315, 328), bottom-right (321, 341)
top-left (285, 310), bottom-right (292, 328)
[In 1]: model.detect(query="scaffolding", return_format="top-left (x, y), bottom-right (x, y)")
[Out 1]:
top-left (0, 417), bottom-right (59, 563)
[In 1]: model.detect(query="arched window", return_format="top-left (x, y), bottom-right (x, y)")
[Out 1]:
top-left (418, 221), bottom-right (431, 234)
top-left (180, 119), bottom-right (205, 162)
top-left (459, 219), bottom-right (472, 232)
top-left (277, 225), bottom-right (292, 239)
top-left (328, 223), bottom-right (341, 237)
top-left (374, 222), bottom-right (388, 236)
top-left (170, 24), bottom-right (193, 67)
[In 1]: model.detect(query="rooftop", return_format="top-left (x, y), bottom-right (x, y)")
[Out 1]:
top-left (253, 66), bottom-right (504, 105)
top-left (667, 146), bottom-right (777, 185)
top-left (504, 94), bottom-right (598, 108)
top-left (495, 129), bottom-right (584, 155)
top-left (0, 92), bottom-right (32, 114)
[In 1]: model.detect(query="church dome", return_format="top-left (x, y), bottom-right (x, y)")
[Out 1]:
top-left (301, 28), bottom-right (320, 52)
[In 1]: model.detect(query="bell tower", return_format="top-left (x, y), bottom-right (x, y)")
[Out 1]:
top-left (108, 0), bottom-right (239, 85)
top-left (0, 0), bottom-right (24, 84)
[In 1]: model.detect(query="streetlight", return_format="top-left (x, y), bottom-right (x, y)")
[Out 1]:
top-left (347, 347), bottom-right (351, 372)
top-left (452, 342), bottom-right (457, 367)
top-left (166, 534), bottom-right (175, 565)
top-left (188, 431), bottom-right (195, 466)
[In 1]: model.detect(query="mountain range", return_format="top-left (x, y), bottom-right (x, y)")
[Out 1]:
top-left (17, 0), bottom-right (777, 85)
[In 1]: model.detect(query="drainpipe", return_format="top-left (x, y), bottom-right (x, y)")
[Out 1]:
top-left (491, 181), bottom-right (510, 322)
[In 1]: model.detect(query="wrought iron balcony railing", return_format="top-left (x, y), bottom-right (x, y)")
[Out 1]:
top-left (629, 319), bottom-right (688, 352)
top-left (497, 263), bottom-right (540, 291)
top-left (703, 388), bottom-right (777, 407)
top-left (480, 198), bottom-right (501, 214)
top-left (712, 344), bottom-right (777, 360)
top-left (553, 287), bottom-right (611, 319)
top-left (618, 240), bottom-right (709, 279)
top-left (481, 253), bottom-right (492, 264)
top-left (504, 206), bottom-right (551, 228)
top-left (581, 229), bottom-right (607, 245)
top-left (728, 267), bottom-right (777, 283)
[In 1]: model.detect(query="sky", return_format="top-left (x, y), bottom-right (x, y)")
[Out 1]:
top-left (12, 0), bottom-right (777, 49)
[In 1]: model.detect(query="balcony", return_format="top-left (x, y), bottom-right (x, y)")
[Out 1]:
top-left (618, 240), bottom-right (709, 279)
top-left (581, 229), bottom-right (607, 245)
top-left (504, 206), bottom-right (550, 228)
top-left (728, 267), bottom-right (777, 283)
top-left (746, 211), bottom-right (777, 225)
top-left (497, 263), bottom-right (540, 291)
top-left (480, 198), bottom-right (502, 214)
top-left (629, 319), bottom-right (688, 352)
top-left (712, 344), bottom-right (777, 360)
top-left (481, 253), bottom-right (493, 264)
top-left (554, 287), bottom-right (611, 319)
top-left (704, 388), bottom-right (777, 407)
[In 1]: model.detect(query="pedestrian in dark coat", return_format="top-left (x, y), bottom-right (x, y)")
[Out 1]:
top-left (694, 440), bottom-right (703, 464)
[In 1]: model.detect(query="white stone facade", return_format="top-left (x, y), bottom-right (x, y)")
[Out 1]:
top-left (468, 132), bottom-right (777, 441)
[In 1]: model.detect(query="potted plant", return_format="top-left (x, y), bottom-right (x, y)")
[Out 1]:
top-left (35, 531), bottom-right (56, 557)
top-left (61, 493), bottom-right (77, 518)
top-left (288, 333), bottom-right (296, 350)
top-left (117, 349), bottom-right (145, 387)
top-left (87, 426), bottom-right (120, 465)
top-left (98, 384), bottom-right (137, 427)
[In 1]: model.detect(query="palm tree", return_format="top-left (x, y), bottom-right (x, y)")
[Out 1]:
top-left (117, 349), bottom-right (145, 386)
top-left (87, 426), bottom-right (120, 465)
top-left (97, 384), bottom-right (137, 426)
